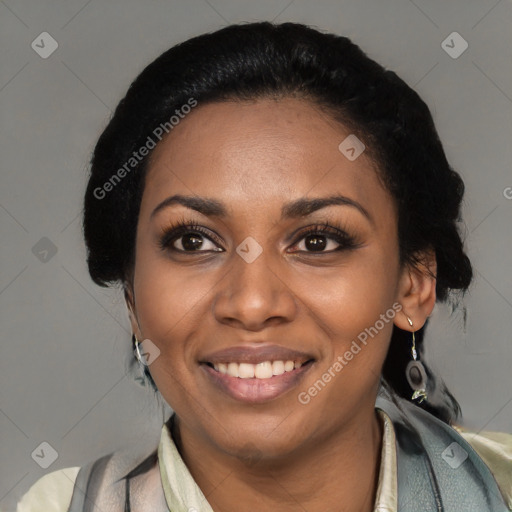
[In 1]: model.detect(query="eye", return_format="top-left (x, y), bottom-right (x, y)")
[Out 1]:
top-left (289, 222), bottom-right (359, 253)
top-left (171, 232), bottom-right (220, 252)
top-left (158, 218), bottom-right (224, 253)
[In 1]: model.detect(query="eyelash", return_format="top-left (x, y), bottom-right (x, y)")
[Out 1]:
top-left (158, 216), bottom-right (360, 254)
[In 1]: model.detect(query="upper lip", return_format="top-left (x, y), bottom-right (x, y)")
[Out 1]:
top-left (200, 344), bottom-right (315, 365)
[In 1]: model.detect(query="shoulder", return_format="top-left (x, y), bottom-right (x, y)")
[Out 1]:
top-left (15, 448), bottom-right (163, 511)
top-left (455, 426), bottom-right (512, 510)
top-left (376, 394), bottom-right (512, 511)
top-left (16, 467), bottom-right (80, 512)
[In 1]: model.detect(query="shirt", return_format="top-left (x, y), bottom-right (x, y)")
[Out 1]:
top-left (14, 409), bottom-right (512, 512)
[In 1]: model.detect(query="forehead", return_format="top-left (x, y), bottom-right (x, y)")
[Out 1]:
top-left (141, 98), bottom-right (392, 223)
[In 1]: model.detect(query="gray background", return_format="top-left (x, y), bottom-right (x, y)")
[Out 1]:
top-left (1, 0), bottom-right (511, 509)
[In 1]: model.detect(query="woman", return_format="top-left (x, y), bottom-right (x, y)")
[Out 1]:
top-left (16, 21), bottom-right (511, 512)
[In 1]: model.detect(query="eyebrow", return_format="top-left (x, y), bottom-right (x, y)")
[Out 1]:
top-left (150, 194), bottom-right (372, 223)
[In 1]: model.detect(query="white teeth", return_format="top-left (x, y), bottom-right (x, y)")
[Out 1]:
top-left (238, 363), bottom-right (255, 378)
top-left (255, 361), bottom-right (273, 379)
top-left (227, 362), bottom-right (239, 378)
top-left (284, 360), bottom-right (295, 372)
top-left (211, 360), bottom-right (303, 379)
top-left (272, 360), bottom-right (285, 375)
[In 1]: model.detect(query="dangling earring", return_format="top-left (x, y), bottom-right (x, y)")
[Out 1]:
top-left (134, 335), bottom-right (145, 366)
top-left (405, 317), bottom-right (428, 403)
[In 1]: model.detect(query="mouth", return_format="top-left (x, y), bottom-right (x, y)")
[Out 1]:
top-left (199, 355), bottom-right (315, 404)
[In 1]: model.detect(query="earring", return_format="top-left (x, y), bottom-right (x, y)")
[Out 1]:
top-left (134, 335), bottom-right (145, 366)
top-left (405, 317), bottom-right (428, 403)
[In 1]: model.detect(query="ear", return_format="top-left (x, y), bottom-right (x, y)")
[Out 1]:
top-left (394, 248), bottom-right (437, 332)
top-left (124, 284), bottom-right (142, 339)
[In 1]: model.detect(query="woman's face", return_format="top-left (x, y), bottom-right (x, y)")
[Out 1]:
top-left (129, 97), bottom-right (411, 458)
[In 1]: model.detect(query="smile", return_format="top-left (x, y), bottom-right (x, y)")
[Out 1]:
top-left (201, 359), bottom-right (315, 404)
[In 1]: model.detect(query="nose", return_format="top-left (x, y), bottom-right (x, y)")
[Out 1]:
top-left (212, 245), bottom-right (297, 331)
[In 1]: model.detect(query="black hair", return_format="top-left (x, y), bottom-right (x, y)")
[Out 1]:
top-left (83, 21), bottom-right (472, 424)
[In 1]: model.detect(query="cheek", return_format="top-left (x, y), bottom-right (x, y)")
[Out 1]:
top-left (305, 253), bottom-right (398, 331)
top-left (131, 245), bottom-right (211, 365)
top-left (300, 251), bottom-right (399, 379)
top-left (131, 253), bottom-right (210, 411)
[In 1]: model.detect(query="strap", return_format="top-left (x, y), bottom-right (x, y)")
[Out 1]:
top-left (67, 453), bottom-right (114, 512)
top-left (376, 395), bottom-right (510, 512)
top-left (67, 449), bottom-right (168, 511)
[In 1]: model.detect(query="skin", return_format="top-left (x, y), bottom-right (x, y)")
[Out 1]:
top-left (127, 97), bottom-right (436, 512)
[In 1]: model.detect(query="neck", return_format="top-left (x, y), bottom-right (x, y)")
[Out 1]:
top-left (169, 407), bottom-right (383, 512)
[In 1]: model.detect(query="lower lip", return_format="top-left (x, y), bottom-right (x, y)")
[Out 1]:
top-left (200, 361), bottom-right (314, 404)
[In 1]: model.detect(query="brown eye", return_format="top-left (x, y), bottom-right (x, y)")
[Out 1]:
top-left (290, 223), bottom-right (359, 254)
top-left (158, 220), bottom-right (224, 253)
top-left (299, 234), bottom-right (334, 252)
top-left (172, 232), bottom-right (219, 252)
